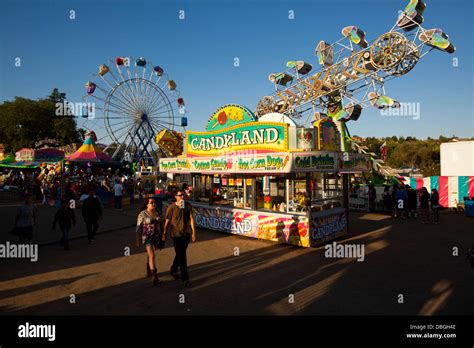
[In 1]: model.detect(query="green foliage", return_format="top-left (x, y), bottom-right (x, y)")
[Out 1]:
top-left (360, 135), bottom-right (459, 177)
top-left (0, 89), bottom-right (82, 152)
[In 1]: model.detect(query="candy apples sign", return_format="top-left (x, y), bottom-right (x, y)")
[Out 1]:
top-left (206, 104), bottom-right (257, 132)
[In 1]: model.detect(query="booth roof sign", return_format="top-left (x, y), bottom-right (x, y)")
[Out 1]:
top-left (235, 153), bottom-right (291, 173)
top-left (159, 151), bottom-right (373, 174)
top-left (159, 158), bottom-right (191, 172)
top-left (35, 138), bottom-right (60, 149)
top-left (293, 152), bottom-right (338, 172)
top-left (15, 148), bottom-right (35, 162)
top-left (339, 153), bottom-right (371, 173)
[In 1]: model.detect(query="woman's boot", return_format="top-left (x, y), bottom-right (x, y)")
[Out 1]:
top-left (152, 269), bottom-right (161, 286)
top-left (146, 263), bottom-right (152, 278)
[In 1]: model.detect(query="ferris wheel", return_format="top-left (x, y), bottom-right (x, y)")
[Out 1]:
top-left (80, 56), bottom-right (187, 167)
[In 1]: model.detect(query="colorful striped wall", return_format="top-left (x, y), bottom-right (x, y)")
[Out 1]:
top-left (404, 176), bottom-right (474, 208)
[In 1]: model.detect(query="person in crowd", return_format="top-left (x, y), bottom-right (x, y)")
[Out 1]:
top-left (52, 199), bottom-right (76, 250)
top-left (82, 190), bottom-right (103, 244)
top-left (113, 180), bottom-right (123, 210)
top-left (144, 180), bottom-right (152, 196)
top-left (14, 195), bottom-right (37, 243)
top-left (65, 183), bottom-right (76, 201)
top-left (382, 186), bottom-right (392, 215)
top-left (181, 183), bottom-right (193, 201)
top-left (431, 188), bottom-right (440, 224)
top-left (395, 185), bottom-right (408, 219)
top-left (162, 190), bottom-right (196, 288)
top-left (137, 178), bottom-right (144, 200)
top-left (407, 185), bottom-right (418, 219)
top-left (136, 198), bottom-right (164, 286)
top-left (126, 178), bottom-right (135, 205)
top-left (419, 187), bottom-right (431, 224)
top-left (391, 184), bottom-right (399, 218)
top-left (368, 185), bottom-right (376, 212)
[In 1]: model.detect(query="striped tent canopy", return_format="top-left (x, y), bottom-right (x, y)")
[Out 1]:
top-left (66, 136), bottom-right (113, 163)
top-left (403, 176), bottom-right (474, 208)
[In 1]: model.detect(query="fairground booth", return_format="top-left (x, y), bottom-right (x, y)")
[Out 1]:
top-left (159, 104), bottom-right (371, 247)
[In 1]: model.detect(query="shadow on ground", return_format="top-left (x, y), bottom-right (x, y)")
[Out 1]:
top-left (1, 212), bottom-right (473, 315)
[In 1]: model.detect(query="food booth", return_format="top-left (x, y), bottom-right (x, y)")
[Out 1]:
top-left (159, 104), bottom-right (371, 247)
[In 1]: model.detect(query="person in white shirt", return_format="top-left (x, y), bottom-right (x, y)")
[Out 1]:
top-left (113, 180), bottom-right (123, 210)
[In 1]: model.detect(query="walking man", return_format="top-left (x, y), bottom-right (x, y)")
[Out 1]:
top-left (82, 190), bottom-right (103, 244)
top-left (52, 199), bottom-right (76, 250)
top-left (113, 180), bottom-right (123, 210)
top-left (162, 190), bottom-right (196, 288)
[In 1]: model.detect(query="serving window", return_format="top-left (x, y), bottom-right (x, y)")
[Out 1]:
top-left (256, 176), bottom-right (287, 212)
top-left (288, 173), bottom-right (309, 213)
top-left (309, 172), bottom-right (343, 211)
top-left (198, 174), bottom-right (251, 209)
top-left (194, 174), bottom-right (212, 203)
top-left (190, 172), bottom-right (343, 214)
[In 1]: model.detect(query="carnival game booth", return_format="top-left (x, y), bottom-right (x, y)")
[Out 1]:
top-left (159, 105), bottom-right (371, 247)
top-left (0, 146), bottom-right (66, 200)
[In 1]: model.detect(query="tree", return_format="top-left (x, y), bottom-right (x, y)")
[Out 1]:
top-left (48, 88), bottom-right (67, 104)
top-left (360, 136), bottom-right (443, 176)
top-left (0, 89), bottom-right (81, 151)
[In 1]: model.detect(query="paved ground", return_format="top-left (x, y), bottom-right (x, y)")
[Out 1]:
top-left (0, 195), bottom-right (138, 245)
top-left (0, 200), bottom-right (473, 315)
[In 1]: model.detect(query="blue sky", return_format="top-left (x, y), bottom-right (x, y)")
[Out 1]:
top-left (1, 0), bottom-right (472, 140)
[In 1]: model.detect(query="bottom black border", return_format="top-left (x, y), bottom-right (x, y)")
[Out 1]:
top-left (1, 315), bottom-right (473, 345)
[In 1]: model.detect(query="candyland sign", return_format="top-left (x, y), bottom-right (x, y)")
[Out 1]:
top-left (186, 122), bottom-right (288, 156)
top-left (310, 207), bottom-right (347, 246)
top-left (191, 204), bottom-right (310, 247)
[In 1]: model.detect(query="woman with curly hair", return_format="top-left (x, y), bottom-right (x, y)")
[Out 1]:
top-left (136, 198), bottom-right (164, 286)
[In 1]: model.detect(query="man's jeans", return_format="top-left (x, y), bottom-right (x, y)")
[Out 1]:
top-left (171, 234), bottom-right (191, 281)
top-left (85, 219), bottom-right (99, 241)
top-left (115, 195), bottom-right (122, 209)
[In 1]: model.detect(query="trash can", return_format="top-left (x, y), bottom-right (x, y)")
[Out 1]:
top-left (465, 199), bottom-right (474, 218)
